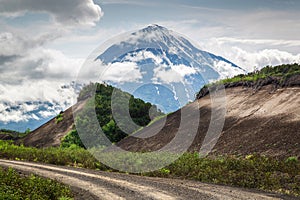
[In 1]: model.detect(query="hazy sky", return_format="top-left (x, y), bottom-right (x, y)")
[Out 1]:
top-left (0, 0), bottom-right (300, 125)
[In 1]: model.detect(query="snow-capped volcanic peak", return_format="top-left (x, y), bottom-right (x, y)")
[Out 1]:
top-left (98, 24), bottom-right (244, 76)
top-left (95, 25), bottom-right (245, 112)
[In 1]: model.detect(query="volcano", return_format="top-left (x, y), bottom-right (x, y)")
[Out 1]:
top-left (94, 24), bottom-right (245, 112)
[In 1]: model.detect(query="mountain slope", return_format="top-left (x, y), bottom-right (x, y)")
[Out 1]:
top-left (94, 24), bottom-right (245, 113)
top-left (17, 100), bottom-right (86, 148)
top-left (117, 65), bottom-right (300, 158)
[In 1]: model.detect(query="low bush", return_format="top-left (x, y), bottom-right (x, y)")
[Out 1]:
top-left (145, 153), bottom-right (300, 196)
top-left (0, 167), bottom-right (73, 200)
top-left (55, 113), bottom-right (64, 124)
top-left (0, 140), bottom-right (106, 170)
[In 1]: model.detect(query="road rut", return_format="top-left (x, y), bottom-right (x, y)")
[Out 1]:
top-left (0, 159), bottom-right (296, 200)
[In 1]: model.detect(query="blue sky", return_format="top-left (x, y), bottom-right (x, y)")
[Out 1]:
top-left (0, 0), bottom-right (300, 126)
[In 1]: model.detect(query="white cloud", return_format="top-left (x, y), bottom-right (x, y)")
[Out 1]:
top-left (231, 48), bottom-right (300, 71)
top-left (216, 37), bottom-right (300, 47)
top-left (38, 110), bottom-right (57, 118)
top-left (200, 38), bottom-right (300, 72)
top-left (0, 0), bottom-right (103, 27)
top-left (0, 100), bottom-right (65, 123)
top-left (124, 50), bottom-right (163, 64)
top-left (153, 66), bottom-right (182, 83)
top-left (0, 32), bottom-right (81, 124)
top-left (152, 64), bottom-right (197, 84)
top-left (20, 103), bottom-right (39, 113)
top-left (213, 60), bottom-right (245, 79)
top-left (0, 80), bottom-right (78, 123)
top-left (0, 32), bottom-right (58, 57)
top-left (0, 32), bottom-right (84, 84)
top-left (100, 62), bottom-right (143, 83)
top-left (33, 48), bottom-right (84, 79)
top-left (0, 109), bottom-right (31, 123)
top-left (172, 64), bottom-right (197, 76)
top-left (0, 80), bottom-right (76, 104)
top-left (0, 48), bottom-right (83, 84)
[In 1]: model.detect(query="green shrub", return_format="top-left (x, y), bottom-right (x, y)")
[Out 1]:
top-left (55, 113), bottom-right (64, 124)
top-left (285, 156), bottom-right (298, 163)
top-left (61, 130), bottom-right (85, 149)
top-left (0, 140), bottom-right (105, 170)
top-left (0, 167), bottom-right (73, 200)
top-left (145, 153), bottom-right (300, 197)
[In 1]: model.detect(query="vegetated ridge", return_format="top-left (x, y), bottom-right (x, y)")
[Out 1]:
top-left (17, 83), bottom-right (162, 148)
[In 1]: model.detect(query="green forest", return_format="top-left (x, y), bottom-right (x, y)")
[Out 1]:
top-left (61, 83), bottom-right (163, 148)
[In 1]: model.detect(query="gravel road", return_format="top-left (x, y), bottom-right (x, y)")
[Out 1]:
top-left (0, 159), bottom-right (297, 200)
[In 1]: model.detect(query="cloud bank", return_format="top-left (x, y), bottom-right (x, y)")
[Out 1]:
top-left (0, 0), bottom-right (103, 26)
top-left (0, 32), bottom-right (83, 125)
top-left (200, 38), bottom-right (300, 72)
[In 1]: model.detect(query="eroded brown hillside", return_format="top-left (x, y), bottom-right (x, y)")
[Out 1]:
top-left (118, 84), bottom-right (300, 158)
top-left (17, 100), bottom-right (87, 148)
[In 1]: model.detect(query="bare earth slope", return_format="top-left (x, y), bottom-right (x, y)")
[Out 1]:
top-left (118, 85), bottom-right (300, 158)
top-left (210, 86), bottom-right (300, 157)
top-left (0, 159), bottom-right (295, 200)
top-left (17, 100), bottom-right (86, 148)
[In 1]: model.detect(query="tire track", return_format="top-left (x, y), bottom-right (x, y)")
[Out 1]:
top-left (0, 159), bottom-right (177, 200)
top-left (0, 159), bottom-right (295, 200)
top-left (0, 160), bottom-right (124, 200)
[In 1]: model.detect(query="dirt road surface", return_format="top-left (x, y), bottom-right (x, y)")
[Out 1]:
top-left (0, 159), bottom-right (297, 200)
